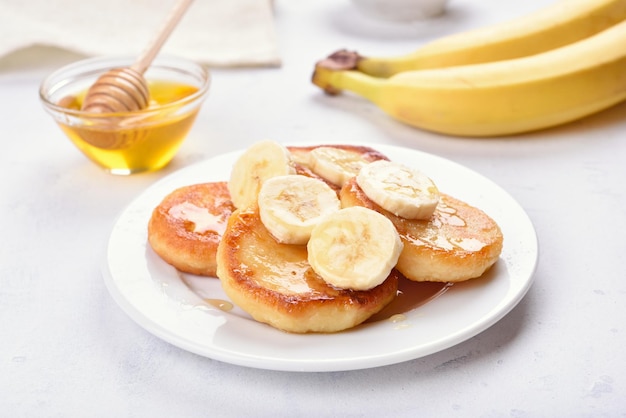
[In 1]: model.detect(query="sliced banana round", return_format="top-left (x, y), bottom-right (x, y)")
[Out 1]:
top-left (356, 160), bottom-right (440, 220)
top-left (309, 146), bottom-right (373, 186)
top-left (307, 206), bottom-right (403, 291)
top-left (228, 140), bottom-right (296, 209)
top-left (258, 175), bottom-right (341, 245)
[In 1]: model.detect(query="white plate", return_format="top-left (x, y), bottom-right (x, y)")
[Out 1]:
top-left (103, 144), bottom-right (538, 372)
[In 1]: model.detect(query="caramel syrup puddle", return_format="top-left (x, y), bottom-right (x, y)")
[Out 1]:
top-left (366, 279), bottom-right (452, 323)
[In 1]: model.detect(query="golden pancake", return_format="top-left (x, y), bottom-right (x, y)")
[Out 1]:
top-left (216, 207), bottom-right (399, 333)
top-left (148, 182), bottom-right (235, 277)
top-left (340, 177), bottom-right (503, 282)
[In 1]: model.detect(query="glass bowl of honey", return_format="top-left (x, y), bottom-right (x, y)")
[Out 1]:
top-left (39, 55), bottom-right (210, 175)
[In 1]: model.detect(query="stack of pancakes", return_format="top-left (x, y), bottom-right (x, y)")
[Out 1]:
top-left (148, 144), bottom-right (503, 333)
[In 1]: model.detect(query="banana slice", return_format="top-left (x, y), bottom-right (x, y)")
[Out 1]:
top-left (356, 160), bottom-right (439, 220)
top-left (309, 146), bottom-right (373, 186)
top-left (258, 175), bottom-right (341, 245)
top-left (228, 140), bottom-right (296, 209)
top-left (307, 206), bottom-right (403, 291)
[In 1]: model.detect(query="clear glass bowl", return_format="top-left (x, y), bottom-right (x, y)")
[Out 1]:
top-left (39, 55), bottom-right (210, 175)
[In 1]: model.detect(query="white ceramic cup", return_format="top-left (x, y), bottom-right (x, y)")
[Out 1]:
top-left (351, 0), bottom-right (448, 21)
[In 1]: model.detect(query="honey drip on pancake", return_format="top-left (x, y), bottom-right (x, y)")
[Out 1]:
top-left (168, 201), bottom-right (228, 235)
top-left (397, 199), bottom-right (489, 252)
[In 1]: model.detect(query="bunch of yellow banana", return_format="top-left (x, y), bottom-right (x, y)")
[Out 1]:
top-left (311, 0), bottom-right (626, 137)
top-left (357, 0), bottom-right (626, 77)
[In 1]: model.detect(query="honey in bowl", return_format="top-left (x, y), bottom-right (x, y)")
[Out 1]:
top-left (58, 81), bottom-right (199, 174)
top-left (39, 56), bottom-right (210, 175)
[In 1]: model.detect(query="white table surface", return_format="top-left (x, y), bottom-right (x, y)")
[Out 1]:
top-left (2, 1), bottom-right (625, 416)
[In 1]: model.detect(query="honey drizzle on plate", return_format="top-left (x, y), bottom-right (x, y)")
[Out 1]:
top-left (366, 279), bottom-right (452, 323)
top-left (204, 298), bottom-right (234, 312)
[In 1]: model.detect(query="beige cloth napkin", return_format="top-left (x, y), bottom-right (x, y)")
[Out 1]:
top-left (0, 0), bottom-right (281, 67)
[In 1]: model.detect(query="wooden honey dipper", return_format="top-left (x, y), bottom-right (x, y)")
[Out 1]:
top-left (82, 0), bottom-right (194, 114)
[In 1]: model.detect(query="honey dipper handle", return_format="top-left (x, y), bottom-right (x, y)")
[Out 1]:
top-left (131, 0), bottom-right (195, 74)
